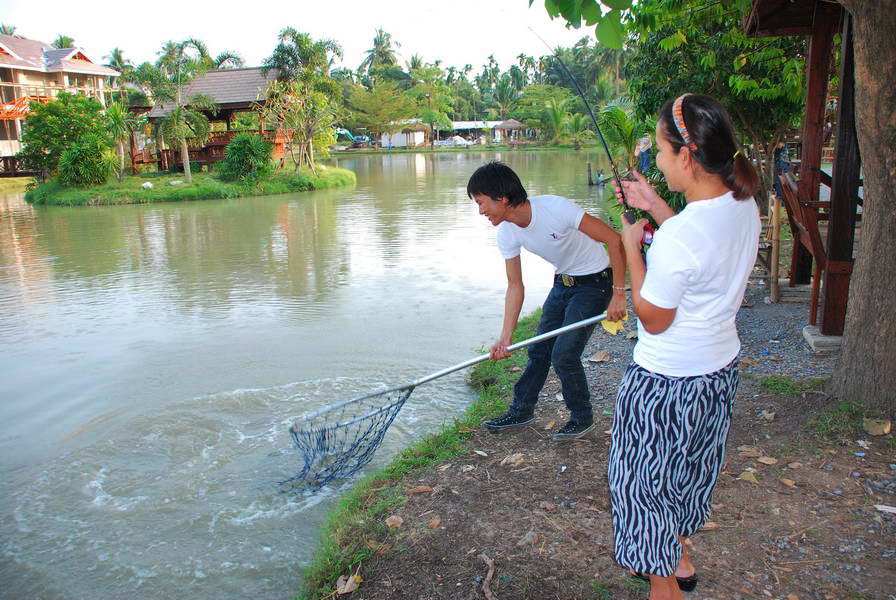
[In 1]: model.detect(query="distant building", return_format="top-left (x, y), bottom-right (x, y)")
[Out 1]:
top-left (0, 33), bottom-right (120, 172)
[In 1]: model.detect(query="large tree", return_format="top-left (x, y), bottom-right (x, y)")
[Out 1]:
top-left (349, 80), bottom-right (417, 140)
top-left (51, 34), bottom-right (75, 49)
top-left (827, 1), bottom-right (896, 418)
top-left (262, 27), bottom-right (342, 93)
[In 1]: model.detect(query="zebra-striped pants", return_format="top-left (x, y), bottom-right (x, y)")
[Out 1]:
top-left (607, 358), bottom-right (738, 576)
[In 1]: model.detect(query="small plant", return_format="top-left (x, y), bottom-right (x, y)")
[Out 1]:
top-left (589, 580), bottom-right (612, 600)
top-left (57, 134), bottom-right (117, 186)
top-left (218, 133), bottom-right (273, 184)
top-left (759, 375), bottom-right (828, 395)
top-left (810, 400), bottom-right (865, 438)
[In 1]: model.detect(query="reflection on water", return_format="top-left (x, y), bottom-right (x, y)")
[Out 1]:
top-left (0, 151), bottom-right (613, 599)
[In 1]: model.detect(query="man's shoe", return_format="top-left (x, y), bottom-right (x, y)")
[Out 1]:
top-left (484, 410), bottom-right (534, 432)
top-left (552, 419), bottom-right (594, 441)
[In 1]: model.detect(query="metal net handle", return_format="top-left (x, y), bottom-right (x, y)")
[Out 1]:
top-left (411, 311), bottom-right (608, 387)
top-left (298, 312), bottom-right (608, 423)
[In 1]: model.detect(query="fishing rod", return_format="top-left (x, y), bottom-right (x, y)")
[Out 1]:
top-left (529, 28), bottom-right (653, 243)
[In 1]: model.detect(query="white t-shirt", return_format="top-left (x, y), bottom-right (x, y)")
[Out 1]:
top-left (633, 191), bottom-right (760, 377)
top-left (496, 195), bottom-right (609, 275)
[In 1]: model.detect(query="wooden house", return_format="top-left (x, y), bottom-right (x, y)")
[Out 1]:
top-left (146, 67), bottom-right (285, 169)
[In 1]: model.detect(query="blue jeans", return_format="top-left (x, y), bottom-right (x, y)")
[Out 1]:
top-left (510, 274), bottom-right (612, 423)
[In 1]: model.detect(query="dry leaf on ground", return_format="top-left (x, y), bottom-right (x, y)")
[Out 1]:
top-left (428, 516), bottom-right (442, 529)
top-left (758, 456), bottom-right (779, 465)
top-left (863, 418), bottom-right (892, 436)
top-left (780, 478), bottom-right (796, 488)
top-left (501, 453), bottom-right (525, 467)
top-left (737, 445), bottom-right (763, 458)
top-left (385, 515), bottom-right (403, 529)
top-left (588, 350), bottom-right (611, 363)
top-left (335, 569), bottom-right (362, 595)
top-left (738, 471), bottom-right (760, 484)
top-left (405, 485), bottom-right (433, 495)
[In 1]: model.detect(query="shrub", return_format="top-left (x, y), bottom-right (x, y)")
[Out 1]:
top-left (57, 134), bottom-right (117, 186)
top-left (219, 133), bottom-right (274, 183)
top-left (17, 92), bottom-right (108, 178)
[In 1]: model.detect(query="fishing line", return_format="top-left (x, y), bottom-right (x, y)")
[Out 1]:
top-left (529, 27), bottom-right (653, 243)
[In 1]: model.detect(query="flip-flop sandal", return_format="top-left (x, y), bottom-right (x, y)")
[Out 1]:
top-left (630, 570), bottom-right (698, 592)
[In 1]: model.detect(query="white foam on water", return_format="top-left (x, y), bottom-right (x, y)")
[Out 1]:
top-left (1, 376), bottom-right (391, 600)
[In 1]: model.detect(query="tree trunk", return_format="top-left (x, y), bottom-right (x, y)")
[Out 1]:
top-left (180, 137), bottom-right (193, 184)
top-left (828, 1), bottom-right (896, 418)
top-left (117, 140), bottom-right (125, 182)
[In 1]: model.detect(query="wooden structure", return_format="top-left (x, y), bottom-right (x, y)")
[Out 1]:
top-left (148, 67), bottom-right (286, 169)
top-left (744, 1), bottom-right (863, 336)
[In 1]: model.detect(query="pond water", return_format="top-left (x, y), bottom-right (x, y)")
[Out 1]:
top-left (0, 150), bottom-right (613, 599)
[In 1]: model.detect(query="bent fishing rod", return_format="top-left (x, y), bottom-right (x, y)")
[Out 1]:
top-left (529, 28), bottom-right (653, 243)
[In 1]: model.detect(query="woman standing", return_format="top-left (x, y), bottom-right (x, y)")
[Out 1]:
top-left (609, 94), bottom-right (761, 600)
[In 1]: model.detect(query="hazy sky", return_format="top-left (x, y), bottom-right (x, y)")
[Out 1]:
top-left (2, 0), bottom-right (597, 72)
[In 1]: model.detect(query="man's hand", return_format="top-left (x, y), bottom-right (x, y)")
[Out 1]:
top-left (607, 292), bottom-right (626, 322)
top-left (489, 336), bottom-right (513, 361)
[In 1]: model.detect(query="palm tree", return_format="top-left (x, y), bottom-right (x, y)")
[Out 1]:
top-left (104, 48), bottom-right (133, 74)
top-left (599, 102), bottom-right (652, 168)
top-left (566, 113), bottom-right (593, 150)
top-left (181, 38), bottom-right (244, 70)
top-left (105, 103), bottom-right (131, 181)
top-left (262, 27), bottom-right (342, 87)
top-left (406, 54), bottom-right (424, 72)
top-left (359, 28), bottom-right (400, 75)
top-left (489, 75), bottom-right (519, 120)
top-left (544, 98), bottom-right (572, 144)
top-left (0, 24), bottom-right (16, 36)
top-left (52, 35), bottom-right (75, 49)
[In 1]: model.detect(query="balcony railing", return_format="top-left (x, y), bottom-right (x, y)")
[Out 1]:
top-left (0, 81), bottom-right (124, 113)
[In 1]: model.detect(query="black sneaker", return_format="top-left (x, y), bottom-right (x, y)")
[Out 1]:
top-left (552, 419), bottom-right (594, 441)
top-left (484, 410), bottom-right (534, 432)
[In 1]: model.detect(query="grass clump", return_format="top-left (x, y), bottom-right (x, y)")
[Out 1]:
top-left (809, 400), bottom-right (865, 439)
top-left (759, 374), bottom-right (828, 395)
top-left (24, 166), bottom-right (356, 206)
top-left (299, 312), bottom-right (539, 599)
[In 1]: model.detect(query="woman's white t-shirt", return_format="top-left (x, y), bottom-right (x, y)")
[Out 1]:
top-left (634, 191), bottom-right (760, 377)
top-left (496, 195), bottom-right (609, 275)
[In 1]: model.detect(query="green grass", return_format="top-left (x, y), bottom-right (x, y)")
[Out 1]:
top-left (23, 167), bottom-right (356, 206)
top-left (809, 400), bottom-right (865, 439)
top-left (298, 312), bottom-right (539, 600)
top-left (0, 177), bottom-right (35, 193)
top-left (759, 374), bottom-right (828, 395)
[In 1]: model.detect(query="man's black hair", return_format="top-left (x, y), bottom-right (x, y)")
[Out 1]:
top-left (466, 161), bottom-right (528, 207)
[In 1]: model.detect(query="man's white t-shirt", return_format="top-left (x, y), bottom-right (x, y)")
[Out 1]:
top-left (634, 191), bottom-right (760, 377)
top-left (496, 195), bottom-right (609, 275)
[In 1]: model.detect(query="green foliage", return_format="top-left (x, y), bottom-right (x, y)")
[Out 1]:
top-left (57, 134), bottom-right (117, 186)
top-left (511, 84), bottom-right (573, 131)
top-left (349, 80), bottom-right (417, 138)
top-left (17, 92), bottom-right (108, 177)
top-left (218, 133), bottom-right (274, 183)
top-left (599, 102), bottom-right (651, 168)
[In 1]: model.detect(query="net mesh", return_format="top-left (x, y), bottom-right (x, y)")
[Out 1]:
top-left (284, 385), bottom-right (414, 489)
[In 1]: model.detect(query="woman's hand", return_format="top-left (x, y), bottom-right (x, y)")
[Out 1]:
top-left (606, 292), bottom-right (626, 322)
top-left (621, 217), bottom-right (649, 252)
top-left (614, 170), bottom-right (666, 214)
top-left (489, 336), bottom-right (513, 361)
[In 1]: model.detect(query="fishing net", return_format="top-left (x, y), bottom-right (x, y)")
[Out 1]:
top-left (285, 384), bottom-right (414, 489)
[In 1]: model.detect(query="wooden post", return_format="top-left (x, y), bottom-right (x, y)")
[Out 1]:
top-left (792, 2), bottom-right (841, 286)
top-left (587, 162), bottom-right (594, 186)
top-left (820, 13), bottom-right (861, 336)
top-left (770, 195), bottom-right (781, 302)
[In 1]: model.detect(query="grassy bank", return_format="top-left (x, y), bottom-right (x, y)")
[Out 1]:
top-left (24, 167), bottom-right (356, 206)
top-left (0, 177), bottom-right (35, 194)
top-left (298, 312), bottom-right (539, 600)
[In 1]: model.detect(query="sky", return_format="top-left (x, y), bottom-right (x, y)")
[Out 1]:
top-left (1, 0), bottom-right (598, 73)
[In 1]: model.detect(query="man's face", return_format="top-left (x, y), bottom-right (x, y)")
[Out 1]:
top-left (472, 193), bottom-right (509, 226)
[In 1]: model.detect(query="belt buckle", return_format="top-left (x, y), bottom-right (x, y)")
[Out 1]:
top-left (561, 274), bottom-right (574, 287)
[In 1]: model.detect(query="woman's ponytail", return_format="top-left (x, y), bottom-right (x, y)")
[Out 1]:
top-left (725, 151), bottom-right (759, 200)
top-left (660, 94), bottom-right (760, 201)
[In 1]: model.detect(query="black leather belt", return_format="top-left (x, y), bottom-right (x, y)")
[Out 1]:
top-left (554, 267), bottom-right (611, 287)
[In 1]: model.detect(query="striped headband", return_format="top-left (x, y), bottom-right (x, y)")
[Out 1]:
top-left (672, 93), bottom-right (698, 151)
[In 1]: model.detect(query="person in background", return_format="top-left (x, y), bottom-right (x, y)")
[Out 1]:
top-left (635, 135), bottom-right (653, 173)
top-left (610, 94), bottom-right (761, 600)
top-left (468, 161), bottom-right (627, 441)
